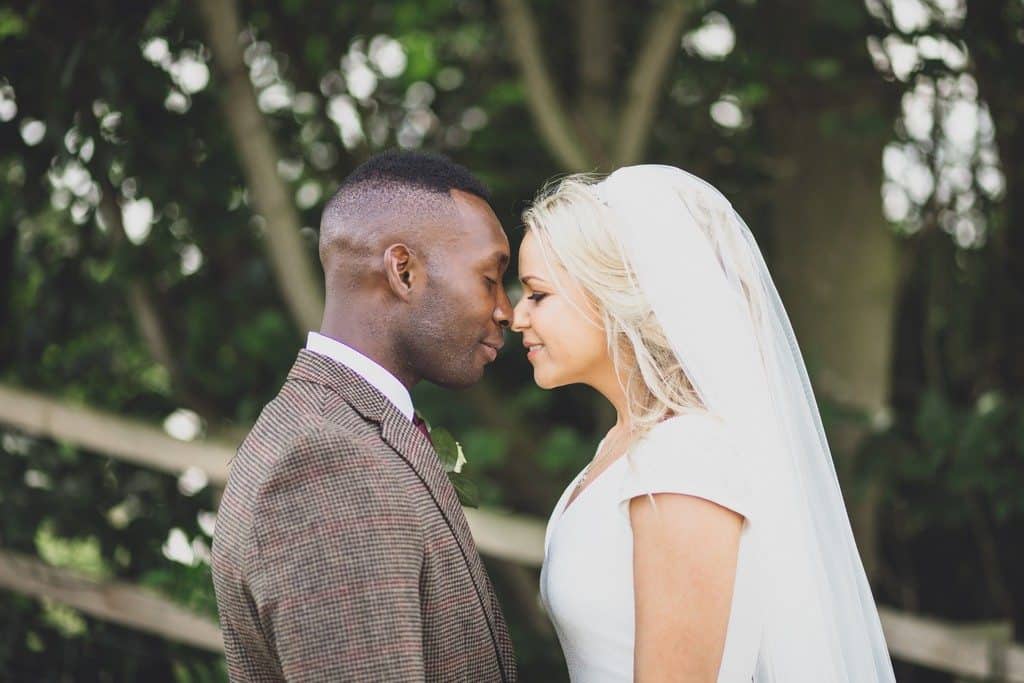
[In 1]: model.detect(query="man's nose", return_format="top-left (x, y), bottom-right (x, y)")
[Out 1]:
top-left (495, 288), bottom-right (513, 328)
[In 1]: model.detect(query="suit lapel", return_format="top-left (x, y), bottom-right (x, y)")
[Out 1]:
top-left (379, 412), bottom-right (506, 674)
top-left (286, 350), bottom-right (508, 678)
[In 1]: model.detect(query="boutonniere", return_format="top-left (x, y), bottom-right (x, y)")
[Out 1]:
top-left (419, 418), bottom-right (479, 508)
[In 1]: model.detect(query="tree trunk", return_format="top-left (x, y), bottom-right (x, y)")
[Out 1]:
top-left (613, 0), bottom-right (693, 167)
top-left (497, 0), bottom-right (592, 171)
top-left (196, 0), bottom-right (323, 334)
top-left (964, 0), bottom-right (1024, 388)
top-left (766, 106), bottom-right (899, 580)
top-left (499, 0), bottom-right (696, 173)
top-left (575, 0), bottom-right (615, 166)
top-left (97, 177), bottom-right (221, 420)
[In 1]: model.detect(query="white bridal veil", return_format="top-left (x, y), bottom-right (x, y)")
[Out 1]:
top-left (593, 165), bottom-right (896, 681)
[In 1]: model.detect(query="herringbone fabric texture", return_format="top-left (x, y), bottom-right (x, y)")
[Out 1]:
top-left (212, 350), bottom-right (516, 682)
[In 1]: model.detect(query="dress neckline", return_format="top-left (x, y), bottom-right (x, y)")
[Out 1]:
top-left (556, 453), bottom-right (630, 524)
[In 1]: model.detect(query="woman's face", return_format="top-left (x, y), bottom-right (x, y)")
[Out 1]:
top-left (512, 231), bottom-right (611, 389)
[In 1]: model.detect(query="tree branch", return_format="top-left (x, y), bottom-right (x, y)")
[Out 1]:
top-left (613, 0), bottom-right (693, 166)
top-left (196, 0), bottom-right (323, 333)
top-left (97, 181), bottom-right (220, 420)
top-left (496, 0), bottom-right (593, 171)
top-left (575, 0), bottom-right (616, 165)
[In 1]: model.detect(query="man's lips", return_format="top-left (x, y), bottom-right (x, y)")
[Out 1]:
top-left (480, 339), bottom-right (503, 362)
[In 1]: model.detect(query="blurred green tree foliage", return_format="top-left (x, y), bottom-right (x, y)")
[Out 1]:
top-left (0, 0), bottom-right (1021, 680)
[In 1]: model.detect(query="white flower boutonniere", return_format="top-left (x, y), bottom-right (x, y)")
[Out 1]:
top-left (419, 421), bottom-right (479, 508)
top-left (453, 441), bottom-right (467, 474)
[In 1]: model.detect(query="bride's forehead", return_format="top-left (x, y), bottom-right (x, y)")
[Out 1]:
top-left (518, 232), bottom-right (550, 268)
top-left (519, 238), bottom-right (580, 291)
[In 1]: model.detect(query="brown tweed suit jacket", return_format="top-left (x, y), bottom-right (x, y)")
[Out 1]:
top-left (212, 350), bottom-right (517, 682)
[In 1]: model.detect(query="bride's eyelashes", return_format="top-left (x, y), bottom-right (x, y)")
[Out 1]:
top-left (527, 292), bottom-right (548, 303)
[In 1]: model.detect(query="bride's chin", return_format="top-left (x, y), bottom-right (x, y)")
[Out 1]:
top-left (533, 368), bottom-right (568, 390)
top-left (532, 368), bottom-right (556, 390)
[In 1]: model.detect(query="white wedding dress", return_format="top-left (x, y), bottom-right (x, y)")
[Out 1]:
top-left (540, 414), bottom-right (763, 682)
top-left (537, 165), bottom-right (895, 681)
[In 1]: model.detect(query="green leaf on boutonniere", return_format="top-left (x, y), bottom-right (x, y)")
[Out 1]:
top-left (427, 426), bottom-right (477, 507)
top-left (430, 427), bottom-right (460, 472)
top-left (447, 472), bottom-right (480, 508)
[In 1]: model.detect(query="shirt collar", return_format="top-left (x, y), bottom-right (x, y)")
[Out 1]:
top-left (305, 332), bottom-right (415, 421)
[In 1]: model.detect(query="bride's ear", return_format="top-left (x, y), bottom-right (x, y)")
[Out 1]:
top-left (384, 243), bottom-right (422, 301)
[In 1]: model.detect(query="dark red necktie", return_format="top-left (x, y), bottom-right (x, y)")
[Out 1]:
top-left (412, 414), bottom-right (431, 442)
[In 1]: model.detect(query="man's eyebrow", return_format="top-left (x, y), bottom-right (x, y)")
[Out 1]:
top-left (485, 251), bottom-right (510, 275)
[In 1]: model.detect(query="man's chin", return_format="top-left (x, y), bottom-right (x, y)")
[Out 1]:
top-left (430, 367), bottom-right (486, 390)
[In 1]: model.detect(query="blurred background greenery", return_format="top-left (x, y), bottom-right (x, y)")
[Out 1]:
top-left (0, 0), bottom-right (1022, 680)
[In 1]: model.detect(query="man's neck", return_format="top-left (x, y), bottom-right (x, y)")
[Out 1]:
top-left (306, 331), bottom-right (417, 420)
top-left (317, 323), bottom-right (418, 390)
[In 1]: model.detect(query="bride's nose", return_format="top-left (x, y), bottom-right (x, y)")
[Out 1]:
top-left (511, 297), bottom-right (529, 333)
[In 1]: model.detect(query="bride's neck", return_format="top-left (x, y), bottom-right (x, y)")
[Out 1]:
top-left (608, 400), bottom-right (630, 432)
top-left (587, 369), bottom-right (632, 434)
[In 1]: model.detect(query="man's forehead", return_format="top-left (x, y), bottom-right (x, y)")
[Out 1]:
top-left (450, 191), bottom-right (509, 250)
top-left (450, 240), bottom-right (511, 272)
top-left (450, 188), bottom-right (495, 219)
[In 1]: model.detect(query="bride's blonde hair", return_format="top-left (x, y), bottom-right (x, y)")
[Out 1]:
top-left (522, 174), bottom-right (706, 441)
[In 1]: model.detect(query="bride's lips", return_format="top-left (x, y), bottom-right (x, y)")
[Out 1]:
top-left (524, 341), bottom-right (544, 361)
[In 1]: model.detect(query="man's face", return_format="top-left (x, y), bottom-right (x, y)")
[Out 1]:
top-left (408, 190), bottom-right (512, 388)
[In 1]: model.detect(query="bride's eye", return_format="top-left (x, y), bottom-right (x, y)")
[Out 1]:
top-left (528, 292), bottom-right (548, 303)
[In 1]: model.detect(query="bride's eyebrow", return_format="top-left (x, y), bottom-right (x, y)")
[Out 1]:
top-left (519, 275), bottom-right (549, 287)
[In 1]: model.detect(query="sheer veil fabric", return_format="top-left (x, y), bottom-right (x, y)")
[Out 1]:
top-left (592, 166), bottom-right (896, 681)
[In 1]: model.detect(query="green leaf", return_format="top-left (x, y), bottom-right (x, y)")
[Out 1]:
top-left (808, 59), bottom-right (841, 81)
top-left (460, 428), bottom-right (507, 468)
top-left (34, 522), bottom-right (110, 580)
top-left (0, 10), bottom-right (27, 40)
top-left (399, 32), bottom-right (437, 81)
top-left (304, 35), bottom-right (329, 70)
top-left (537, 427), bottom-right (588, 472)
top-left (430, 427), bottom-right (459, 472)
top-left (484, 79), bottom-right (525, 109)
top-left (448, 472), bottom-right (479, 508)
top-left (915, 389), bottom-right (958, 458)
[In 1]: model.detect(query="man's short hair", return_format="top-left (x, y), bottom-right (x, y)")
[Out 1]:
top-left (319, 150), bottom-right (491, 267)
top-left (334, 150), bottom-right (490, 203)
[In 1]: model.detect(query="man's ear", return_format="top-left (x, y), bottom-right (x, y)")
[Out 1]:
top-left (384, 243), bottom-right (421, 301)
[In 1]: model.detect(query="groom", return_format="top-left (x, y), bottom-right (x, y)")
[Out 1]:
top-left (212, 151), bottom-right (516, 681)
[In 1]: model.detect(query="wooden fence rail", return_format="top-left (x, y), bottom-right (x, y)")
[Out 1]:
top-left (2, 382), bottom-right (1023, 679)
top-left (0, 383), bottom-right (545, 564)
top-left (0, 384), bottom-right (232, 485)
top-left (878, 607), bottom-right (1024, 681)
top-left (0, 549), bottom-right (222, 653)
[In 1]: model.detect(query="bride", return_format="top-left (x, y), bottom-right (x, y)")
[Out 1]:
top-left (511, 166), bottom-right (896, 681)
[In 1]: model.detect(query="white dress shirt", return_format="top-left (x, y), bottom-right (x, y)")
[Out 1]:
top-left (305, 331), bottom-right (415, 421)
